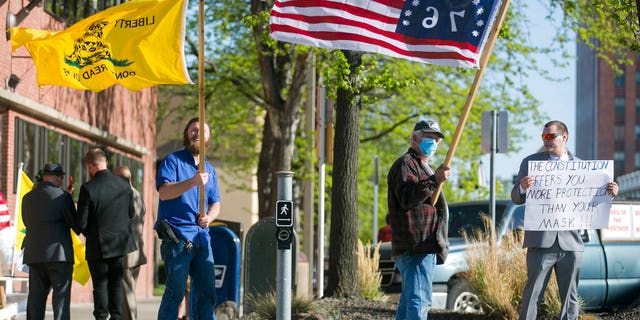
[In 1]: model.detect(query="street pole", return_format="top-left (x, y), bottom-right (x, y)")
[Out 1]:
top-left (316, 85), bottom-right (326, 298)
top-left (373, 155), bottom-right (379, 243)
top-left (276, 171), bottom-right (294, 320)
top-left (490, 110), bottom-right (497, 238)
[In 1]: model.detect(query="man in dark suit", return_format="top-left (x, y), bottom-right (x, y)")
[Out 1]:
top-left (113, 165), bottom-right (147, 320)
top-left (511, 120), bottom-right (618, 320)
top-left (77, 148), bottom-right (135, 320)
top-left (22, 163), bottom-right (80, 320)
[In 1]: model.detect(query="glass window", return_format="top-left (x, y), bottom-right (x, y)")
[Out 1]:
top-left (13, 118), bottom-right (144, 199)
top-left (636, 152), bottom-right (640, 169)
top-left (46, 129), bottom-right (64, 164)
top-left (45, 0), bottom-right (126, 24)
top-left (15, 119), bottom-right (41, 180)
top-left (615, 125), bottom-right (625, 141)
top-left (131, 161), bottom-right (144, 193)
top-left (636, 97), bottom-right (640, 114)
top-left (615, 97), bottom-right (625, 115)
top-left (615, 72), bottom-right (625, 87)
top-left (614, 151), bottom-right (625, 174)
top-left (636, 125), bottom-right (640, 140)
top-left (636, 70), bottom-right (640, 86)
top-left (447, 203), bottom-right (507, 238)
top-left (67, 137), bottom-right (86, 200)
top-left (109, 152), bottom-right (144, 194)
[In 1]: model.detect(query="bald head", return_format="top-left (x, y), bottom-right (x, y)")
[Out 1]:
top-left (113, 165), bottom-right (132, 185)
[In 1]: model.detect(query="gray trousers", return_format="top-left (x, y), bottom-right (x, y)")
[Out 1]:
top-left (519, 241), bottom-right (582, 320)
top-left (122, 266), bottom-right (141, 320)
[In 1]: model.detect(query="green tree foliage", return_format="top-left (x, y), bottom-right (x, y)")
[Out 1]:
top-left (553, 0), bottom-right (640, 68)
top-left (156, 0), bottom-right (634, 296)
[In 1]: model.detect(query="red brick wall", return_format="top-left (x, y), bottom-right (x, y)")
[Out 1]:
top-left (1, 1), bottom-right (158, 303)
top-left (597, 55), bottom-right (640, 177)
top-left (597, 60), bottom-right (615, 162)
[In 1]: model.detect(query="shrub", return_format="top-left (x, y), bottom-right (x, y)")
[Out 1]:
top-left (357, 240), bottom-right (387, 301)
top-left (244, 291), bottom-right (316, 320)
top-left (464, 214), bottom-right (560, 319)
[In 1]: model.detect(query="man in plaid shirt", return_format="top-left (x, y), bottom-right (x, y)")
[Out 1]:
top-left (387, 119), bottom-right (451, 320)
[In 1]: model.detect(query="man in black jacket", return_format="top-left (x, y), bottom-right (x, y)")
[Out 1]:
top-left (23, 163), bottom-right (80, 320)
top-left (77, 148), bottom-right (135, 320)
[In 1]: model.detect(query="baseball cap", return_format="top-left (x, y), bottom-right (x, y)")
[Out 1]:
top-left (413, 120), bottom-right (445, 139)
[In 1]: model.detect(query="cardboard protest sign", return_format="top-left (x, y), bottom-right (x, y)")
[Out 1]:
top-left (524, 160), bottom-right (614, 231)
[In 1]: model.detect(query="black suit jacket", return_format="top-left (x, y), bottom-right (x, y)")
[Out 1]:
top-left (22, 181), bottom-right (80, 264)
top-left (77, 169), bottom-right (135, 261)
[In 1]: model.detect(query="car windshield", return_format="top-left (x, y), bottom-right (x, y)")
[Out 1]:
top-left (448, 203), bottom-right (507, 238)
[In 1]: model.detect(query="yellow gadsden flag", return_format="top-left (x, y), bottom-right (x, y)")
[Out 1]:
top-left (9, 0), bottom-right (191, 92)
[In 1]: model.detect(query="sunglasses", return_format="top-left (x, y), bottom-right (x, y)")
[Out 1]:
top-left (541, 133), bottom-right (562, 140)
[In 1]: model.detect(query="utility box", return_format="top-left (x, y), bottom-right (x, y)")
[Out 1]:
top-left (243, 217), bottom-right (297, 313)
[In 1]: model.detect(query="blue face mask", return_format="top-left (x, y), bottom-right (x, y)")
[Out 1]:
top-left (419, 138), bottom-right (438, 157)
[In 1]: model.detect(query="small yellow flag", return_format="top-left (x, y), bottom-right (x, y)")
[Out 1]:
top-left (16, 168), bottom-right (90, 285)
top-left (9, 0), bottom-right (191, 92)
top-left (15, 169), bottom-right (32, 250)
top-left (71, 232), bottom-right (91, 286)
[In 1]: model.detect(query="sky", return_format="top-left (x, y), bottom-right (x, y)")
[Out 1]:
top-left (480, 1), bottom-right (576, 181)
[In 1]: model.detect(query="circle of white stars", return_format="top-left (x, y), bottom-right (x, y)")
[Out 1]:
top-left (399, 0), bottom-right (491, 39)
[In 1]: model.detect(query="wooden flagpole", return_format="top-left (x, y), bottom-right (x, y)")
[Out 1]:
top-left (198, 0), bottom-right (206, 217)
top-left (431, 0), bottom-right (511, 205)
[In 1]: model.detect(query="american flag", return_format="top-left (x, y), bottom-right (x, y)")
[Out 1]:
top-left (0, 192), bottom-right (10, 230)
top-left (269, 0), bottom-right (500, 68)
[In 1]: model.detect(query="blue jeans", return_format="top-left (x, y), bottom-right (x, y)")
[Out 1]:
top-left (158, 238), bottom-right (216, 320)
top-left (395, 253), bottom-right (436, 320)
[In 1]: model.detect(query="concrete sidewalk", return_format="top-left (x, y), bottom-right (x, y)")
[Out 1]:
top-left (69, 296), bottom-right (162, 320)
top-left (13, 296), bottom-right (163, 320)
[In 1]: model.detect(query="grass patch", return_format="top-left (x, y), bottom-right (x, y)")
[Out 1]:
top-left (243, 291), bottom-right (316, 320)
top-left (464, 214), bottom-right (560, 319)
top-left (153, 284), bottom-right (165, 296)
top-left (357, 240), bottom-right (387, 301)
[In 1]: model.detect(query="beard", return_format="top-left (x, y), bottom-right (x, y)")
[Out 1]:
top-left (187, 141), bottom-right (200, 155)
top-left (187, 139), bottom-right (209, 155)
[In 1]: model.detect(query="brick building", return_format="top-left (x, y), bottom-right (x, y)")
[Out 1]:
top-left (1, 1), bottom-right (157, 303)
top-left (576, 42), bottom-right (640, 179)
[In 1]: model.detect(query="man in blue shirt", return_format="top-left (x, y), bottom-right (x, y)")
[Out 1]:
top-left (156, 117), bottom-right (221, 320)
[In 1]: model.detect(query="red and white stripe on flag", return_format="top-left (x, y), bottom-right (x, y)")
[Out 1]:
top-left (269, 0), bottom-right (500, 68)
top-left (0, 192), bottom-right (10, 229)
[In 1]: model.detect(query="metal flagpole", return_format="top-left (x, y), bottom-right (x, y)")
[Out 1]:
top-left (431, 0), bottom-right (511, 205)
top-left (316, 85), bottom-right (326, 298)
top-left (198, 0), bottom-right (206, 217)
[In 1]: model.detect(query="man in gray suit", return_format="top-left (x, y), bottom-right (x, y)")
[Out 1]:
top-left (113, 165), bottom-right (147, 320)
top-left (22, 163), bottom-right (80, 320)
top-left (511, 120), bottom-right (618, 320)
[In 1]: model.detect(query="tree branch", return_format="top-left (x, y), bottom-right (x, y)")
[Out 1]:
top-left (360, 113), bottom-right (419, 143)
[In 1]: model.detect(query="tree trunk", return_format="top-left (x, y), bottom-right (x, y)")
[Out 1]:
top-left (326, 50), bottom-right (362, 297)
top-left (251, 0), bottom-right (308, 219)
top-left (257, 113), bottom-right (275, 219)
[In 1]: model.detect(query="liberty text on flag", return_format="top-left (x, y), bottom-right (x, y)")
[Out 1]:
top-left (9, 0), bottom-right (191, 92)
